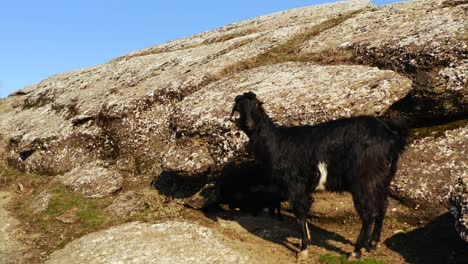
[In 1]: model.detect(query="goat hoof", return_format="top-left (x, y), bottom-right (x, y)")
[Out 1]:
top-left (369, 241), bottom-right (380, 252)
top-left (348, 251), bottom-right (361, 261)
top-left (297, 249), bottom-right (309, 261)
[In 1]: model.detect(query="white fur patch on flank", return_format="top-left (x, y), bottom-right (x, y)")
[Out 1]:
top-left (316, 162), bottom-right (328, 191)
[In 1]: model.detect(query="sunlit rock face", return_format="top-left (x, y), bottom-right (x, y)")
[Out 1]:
top-left (0, 0), bottom-right (466, 240)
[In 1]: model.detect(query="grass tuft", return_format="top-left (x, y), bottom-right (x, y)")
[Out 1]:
top-left (320, 253), bottom-right (386, 264)
top-left (0, 166), bottom-right (46, 188)
top-left (14, 184), bottom-right (114, 249)
top-left (411, 118), bottom-right (468, 140)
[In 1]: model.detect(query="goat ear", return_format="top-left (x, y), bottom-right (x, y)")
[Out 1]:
top-left (244, 91), bottom-right (257, 99)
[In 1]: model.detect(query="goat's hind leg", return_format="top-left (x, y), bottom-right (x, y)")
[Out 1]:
top-left (352, 212), bottom-right (374, 259)
top-left (369, 195), bottom-right (389, 251)
top-left (351, 192), bottom-right (376, 259)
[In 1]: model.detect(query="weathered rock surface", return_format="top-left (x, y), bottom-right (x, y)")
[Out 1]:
top-left (0, 0), bottom-right (466, 242)
top-left (449, 172), bottom-right (468, 243)
top-left (0, 191), bottom-right (26, 261)
top-left (45, 221), bottom-right (250, 264)
top-left (121, 0), bottom-right (372, 57)
top-left (300, 0), bottom-right (467, 124)
top-left (391, 125), bottom-right (468, 210)
top-left (57, 162), bottom-right (123, 198)
top-left (106, 191), bottom-right (148, 218)
top-left (29, 191), bottom-right (51, 213)
top-left (0, 0), bottom-right (372, 176)
top-left (174, 62), bottom-right (412, 163)
top-left (161, 138), bottom-right (215, 175)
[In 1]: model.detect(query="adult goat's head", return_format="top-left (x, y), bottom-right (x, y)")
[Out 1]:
top-left (230, 92), bottom-right (266, 135)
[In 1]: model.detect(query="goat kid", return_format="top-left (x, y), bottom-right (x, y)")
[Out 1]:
top-left (216, 161), bottom-right (283, 218)
top-left (230, 92), bottom-right (408, 260)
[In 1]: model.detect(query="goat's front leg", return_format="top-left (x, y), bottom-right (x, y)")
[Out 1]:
top-left (292, 195), bottom-right (313, 261)
top-left (297, 218), bottom-right (311, 260)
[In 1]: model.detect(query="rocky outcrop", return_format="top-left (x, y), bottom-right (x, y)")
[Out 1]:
top-left (45, 221), bottom-right (250, 264)
top-left (391, 125), bottom-right (468, 210)
top-left (0, 0), bottom-right (465, 235)
top-left (299, 0), bottom-right (467, 125)
top-left (0, 0), bottom-right (373, 177)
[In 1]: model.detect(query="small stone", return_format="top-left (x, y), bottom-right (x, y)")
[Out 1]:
top-left (106, 191), bottom-right (148, 218)
top-left (57, 162), bottom-right (123, 198)
top-left (56, 208), bottom-right (80, 224)
top-left (29, 191), bottom-right (51, 213)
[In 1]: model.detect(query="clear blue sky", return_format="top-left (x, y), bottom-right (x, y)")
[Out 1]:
top-left (0, 0), bottom-right (404, 98)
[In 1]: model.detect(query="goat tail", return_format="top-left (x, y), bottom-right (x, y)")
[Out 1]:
top-left (385, 117), bottom-right (409, 154)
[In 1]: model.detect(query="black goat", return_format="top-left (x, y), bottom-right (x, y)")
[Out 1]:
top-left (216, 160), bottom-right (283, 218)
top-left (230, 92), bottom-right (408, 260)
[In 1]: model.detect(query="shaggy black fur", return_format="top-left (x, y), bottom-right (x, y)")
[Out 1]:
top-left (216, 161), bottom-right (283, 218)
top-left (230, 91), bottom-right (408, 259)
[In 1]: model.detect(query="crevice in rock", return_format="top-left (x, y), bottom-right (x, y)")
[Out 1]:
top-left (10, 91), bottom-right (29, 96)
top-left (19, 149), bottom-right (35, 161)
top-left (383, 89), bottom-right (468, 128)
top-left (71, 116), bottom-right (95, 127)
top-left (352, 38), bottom-right (466, 126)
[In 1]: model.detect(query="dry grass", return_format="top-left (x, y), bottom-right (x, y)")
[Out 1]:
top-left (411, 118), bottom-right (468, 140)
top-left (219, 10), bottom-right (363, 77)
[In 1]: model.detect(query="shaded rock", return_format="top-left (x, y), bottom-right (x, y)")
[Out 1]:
top-left (174, 62), bottom-right (412, 163)
top-left (184, 184), bottom-right (218, 210)
top-left (300, 0), bottom-right (467, 124)
top-left (391, 125), bottom-right (468, 210)
top-left (57, 163), bottom-right (123, 198)
top-left (106, 191), bottom-right (148, 218)
top-left (449, 173), bottom-right (468, 242)
top-left (29, 191), bottom-right (51, 213)
top-left (46, 221), bottom-right (249, 264)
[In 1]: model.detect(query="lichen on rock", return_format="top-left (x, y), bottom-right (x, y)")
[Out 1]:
top-left (57, 162), bottom-right (123, 198)
top-left (45, 221), bottom-right (250, 264)
top-left (106, 191), bottom-right (148, 218)
top-left (392, 125), bottom-right (468, 210)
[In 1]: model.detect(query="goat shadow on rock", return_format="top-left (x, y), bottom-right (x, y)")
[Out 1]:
top-left (385, 213), bottom-right (468, 264)
top-left (202, 208), bottom-right (354, 256)
top-left (209, 159), bottom-right (354, 255)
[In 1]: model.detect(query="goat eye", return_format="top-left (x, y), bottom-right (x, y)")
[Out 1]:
top-left (235, 95), bottom-right (242, 102)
